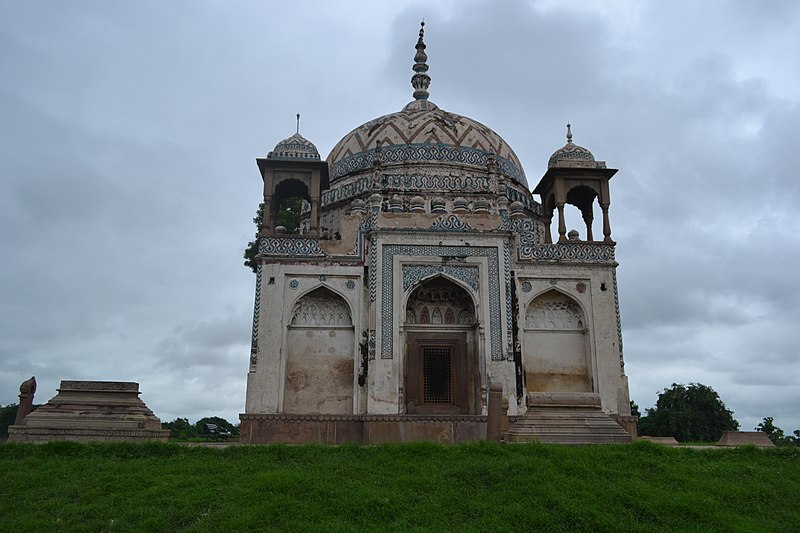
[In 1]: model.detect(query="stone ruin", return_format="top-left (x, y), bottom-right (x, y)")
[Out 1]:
top-left (8, 379), bottom-right (169, 443)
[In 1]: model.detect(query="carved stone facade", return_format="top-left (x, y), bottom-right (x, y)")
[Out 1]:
top-left (241, 25), bottom-right (633, 444)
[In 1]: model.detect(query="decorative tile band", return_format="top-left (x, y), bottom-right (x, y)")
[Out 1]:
top-left (503, 240), bottom-right (513, 355)
top-left (613, 270), bottom-right (625, 371)
top-left (381, 174), bottom-right (492, 192)
top-left (506, 187), bottom-right (542, 215)
top-left (430, 214), bottom-right (473, 231)
top-left (329, 143), bottom-right (525, 184)
top-left (249, 263), bottom-right (262, 372)
top-left (259, 237), bottom-right (324, 257)
top-left (402, 264), bottom-right (479, 292)
top-left (321, 176), bottom-right (372, 207)
top-left (381, 244), bottom-right (503, 361)
top-left (525, 243), bottom-right (615, 262)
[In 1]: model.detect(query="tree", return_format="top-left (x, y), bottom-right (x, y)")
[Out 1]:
top-left (162, 417), bottom-right (198, 440)
top-left (195, 416), bottom-right (239, 437)
top-left (630, 400), bottom-right (641, 418)
top-left (243, 202), bottom-right (264, 273)
top-left (756, 417), bottom-right (800, 446)
top-left (637, 383), bottom-right (739, 442)
top-left (1, 404), bottom-right (18, 438)
top-left (756, 417), bottom-right (785, 445)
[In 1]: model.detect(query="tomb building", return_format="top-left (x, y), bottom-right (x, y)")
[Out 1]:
top-left (240, 24), bottom-right (634, 444)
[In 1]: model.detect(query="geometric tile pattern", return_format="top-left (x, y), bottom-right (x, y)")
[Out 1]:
top-left (430, 214), bottom-right (473, 231)
top-left (402, 264), bottom-right (479, 292)
top-left (381, 244), bottom-right (503, 360)
top-left (613, 270), bottom-right (625, 371)
top-left (526, 242), bottom-right (616, 262)
top-left (259, 237), bottom-right (324, 257)
top-left (249, 263), bottom-right (262, 372)
top-left (329, 143), bottom-right (526, 185)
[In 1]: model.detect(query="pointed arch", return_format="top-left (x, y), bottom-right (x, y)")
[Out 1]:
top-left (522, 289), bottom-right (592, 393)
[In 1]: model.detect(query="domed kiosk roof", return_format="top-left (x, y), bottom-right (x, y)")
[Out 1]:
top-left (547, 124), bottom-right (606, 169)
top-left (326, 23), bottom-right (528, 187)
top-left (268, 132), bottom-right (320, 161)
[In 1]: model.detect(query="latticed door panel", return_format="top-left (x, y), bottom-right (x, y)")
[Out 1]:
top-left (422, 346), bottom-right (452, 404)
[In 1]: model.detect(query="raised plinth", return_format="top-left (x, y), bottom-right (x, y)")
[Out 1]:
top-left (505, 392), bottom-right (632, 444)
top-left (8, 380), bottom-right (169, 443)
top-left (239, 414), bottom-right (487, 444)
top-left (716, 431), bottom-right (775, 447)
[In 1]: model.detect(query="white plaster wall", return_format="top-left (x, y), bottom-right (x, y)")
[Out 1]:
top-left (284, 326), bottom-right (354, 414)
top-left (244, 263), bottom-right (363, 414)
top-left (514, 263), bottom-right (629, 415)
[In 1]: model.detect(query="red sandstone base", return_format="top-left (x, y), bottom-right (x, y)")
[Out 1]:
top-left (239, 414), bottom-right (487, 444)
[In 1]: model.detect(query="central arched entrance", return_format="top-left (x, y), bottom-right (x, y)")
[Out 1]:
top-left (403, 276), bottom-right (480, 415)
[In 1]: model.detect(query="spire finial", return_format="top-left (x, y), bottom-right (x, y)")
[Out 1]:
top-left (296, 113), bottom-right (300, 134)
top-left (566, 123), bottom-right (573, 144)
top-left (411, 21), bottom-right (431, 101)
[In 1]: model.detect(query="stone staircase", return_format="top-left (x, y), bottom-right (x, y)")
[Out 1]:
top-left (505, 392), bottom-right (632, 444)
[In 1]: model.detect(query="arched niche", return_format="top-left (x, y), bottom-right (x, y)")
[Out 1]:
top-left (405, 275), bottom-right (476, 326)
top-left (523, 290), bottom-right (592, 393)
top-left (284, 286), bottom-right (354, 414)
top-left (403, 276), bottom-right (480, 415)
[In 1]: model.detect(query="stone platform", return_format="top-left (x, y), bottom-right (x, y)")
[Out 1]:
top-left (505, 392), bottom-right (633, 444)
top-left (239, 414), bottom-right (487, 444)
top-left (717, 431), bottom-right (775, 447)
top-left (8, 380), bottom-right (169, 443)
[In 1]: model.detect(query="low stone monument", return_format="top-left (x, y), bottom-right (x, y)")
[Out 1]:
top-left (8, 380), bottom-right (169, 443)
top-left (716, 431), bottom-right (775, 447)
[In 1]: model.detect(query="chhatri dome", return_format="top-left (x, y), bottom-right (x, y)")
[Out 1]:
top-left (547, 124), bottom-right (606, 169)
top-left (268, 116), bottom-right (321, 161)
top-left (326, 22), bottom-right (528, 187)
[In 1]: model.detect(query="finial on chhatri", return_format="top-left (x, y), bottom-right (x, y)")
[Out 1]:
top-left (566, 123), bottom-right (573, 144)
top-left (296, 113), bottom-right (300, 134)
top-left (411, 20), bottom-right (431, 101)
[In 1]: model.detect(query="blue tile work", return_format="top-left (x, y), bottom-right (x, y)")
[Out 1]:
top-left (381, 244), bottom-right (503, 360)
top-left (503, 241), bottom-right (513, 355)
top-left (321, 176), bottom-right (372, 207)
top-left (381, 174), bottom-right (492, 192)
top-left (259, 237), bottom-right (324, 257)
top-left (401, 264), bottom-right (479, 292)
top-left (613, 270), bottom-right (625, 370)
top-left (430, 214), bottom-right (473, 231)
top-left (346, 280), bottom-right (356, 290)
top-left (249, 263), bottom-right (262, 372)
top-left (526, 242), bottom-right (615, 262)
top-left (329, 143), bottom-right (526, 184)
top-left (369, 236), bottom-right (378, 302)
top-left (505, 187), bottom-right (543, 215)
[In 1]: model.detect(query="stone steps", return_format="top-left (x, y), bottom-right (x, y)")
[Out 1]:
top-left (504, 392), bottom-right (633, 444)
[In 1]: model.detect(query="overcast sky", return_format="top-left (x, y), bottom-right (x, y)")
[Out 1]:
top-left (2, 0), bottom-right (798, 433)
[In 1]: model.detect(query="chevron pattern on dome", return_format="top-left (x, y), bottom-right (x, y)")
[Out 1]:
top-left (326, 103), bottom-right (527, 186)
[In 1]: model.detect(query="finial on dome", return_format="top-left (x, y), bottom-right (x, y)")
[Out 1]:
top-left (296, 113), bottom-right (300, 134)
top-left (566, 123), bottom-right (573, 144)
top-left (411, 21), bottom-right (431, 101)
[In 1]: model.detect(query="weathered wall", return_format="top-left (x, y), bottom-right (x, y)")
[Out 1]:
top-left (284, 327), bottom-right (355, 414)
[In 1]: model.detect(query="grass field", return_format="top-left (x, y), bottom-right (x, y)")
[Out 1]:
top-left (1, 440), bottom-right (798, 532)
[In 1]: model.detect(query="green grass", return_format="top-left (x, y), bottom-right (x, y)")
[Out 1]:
top-left (1, 441), bottom-right (798, 532)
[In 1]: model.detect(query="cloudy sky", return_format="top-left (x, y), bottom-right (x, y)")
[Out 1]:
top-left (2, 0), bottom-right (798, 433)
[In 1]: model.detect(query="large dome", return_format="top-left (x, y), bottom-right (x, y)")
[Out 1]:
top-left (327, 100), bottom-right (527, 186)
top-left (326, 22), bottom-right (527, 188)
